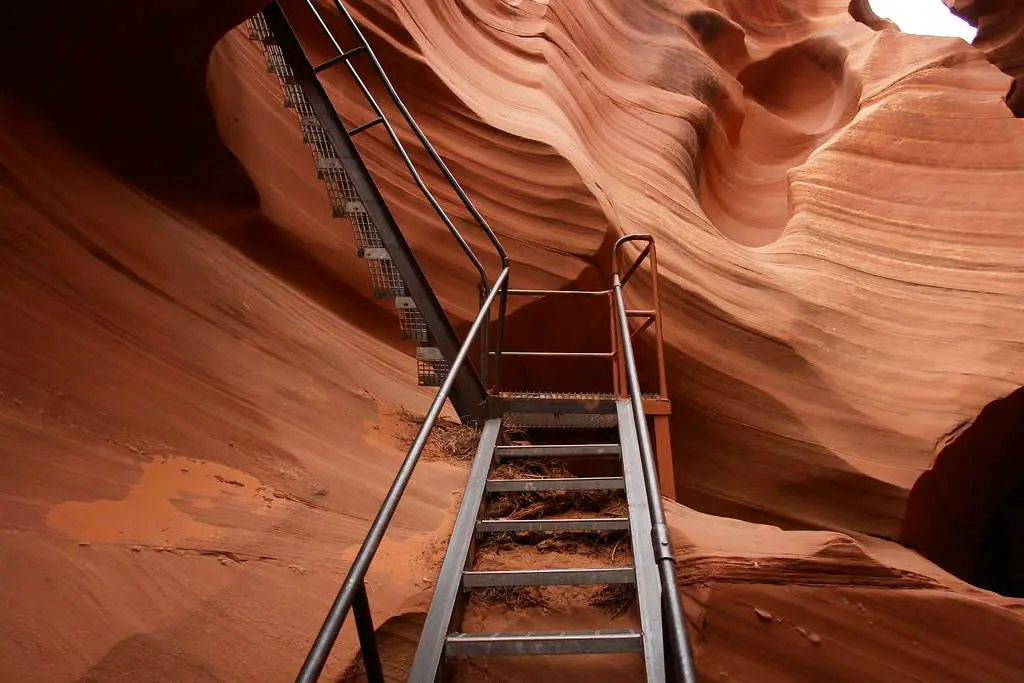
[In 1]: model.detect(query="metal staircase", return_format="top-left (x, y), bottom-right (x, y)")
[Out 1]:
top-left (407, 398), bottom-right (668, 678)
top-left (245, 1), bottom-right (504, 419)
top-left (245, 13), bottom-right (438, 377)
top-left (239, 2), bottom-right (697, 681)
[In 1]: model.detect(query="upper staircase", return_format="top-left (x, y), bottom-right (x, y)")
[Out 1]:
top-left (243, 2), bottom-right (697, 681)
top-left (246, 2), bottom-right (505, 419)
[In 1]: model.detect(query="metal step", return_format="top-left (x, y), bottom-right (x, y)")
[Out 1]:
top-left (366, 256), bottom-right (406, 298)
top-left (503, 412), bottom-right (620, 430)
top-left (247, 13), bottom-right (272, 41)
top-left (495, 444), bottom-right (621, 459)
top-left (418, 368), bottom-right (443, 387)
top-left (396, 301), bottom-right (429, 342)
top-left (416, 345), bottom-right (449, 386)
top-left (463, 567), bottom-right (634, 587)
top-left (490, 394), bottom-right (620, 430)
top-left (446, 629), bottom-right (643, 657)
top-left (485, 476), bottom-right (625, 493)
top-left (477, 517), bottom-right (630, 533)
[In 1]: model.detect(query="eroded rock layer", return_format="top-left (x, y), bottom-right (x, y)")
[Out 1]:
top-left (240, 0), bottom-right (1024, 537)
top-left (1, 0), bottom-right (1023, 681)
top-left (950, 0), bottom-right (1024, 114)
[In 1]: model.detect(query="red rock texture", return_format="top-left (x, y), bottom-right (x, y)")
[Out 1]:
top-left (1, 0), bottom-right (1023, 681)
top-left (949, 0), bottom-right (1024, 114)
top-left (288, 0), bottom-right (1024, 538)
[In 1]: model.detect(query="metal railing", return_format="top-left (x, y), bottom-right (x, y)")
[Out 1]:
top-left (296, 268), bottom-right (509, 683)
top-left (488, 236), bottom-right (670, 401)
top-left (611, 235), bottom-right (669, 400)
top-left (489, 286), bottom-right (611, 392)
top-left (290, 0), bottom-right (512, 395)
top-left (295, 241), bottom-right (692, 681)
top-left (611, 236), bottom-right (698, 683)
top-left (484, 235), bottom-right (694, 678)
top-left (297, 0), bottom-right (509, 288)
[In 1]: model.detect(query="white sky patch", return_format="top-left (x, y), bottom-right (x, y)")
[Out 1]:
top-left (869, 0), bottom-right (978, 42)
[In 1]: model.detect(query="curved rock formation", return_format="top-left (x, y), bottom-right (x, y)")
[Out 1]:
top-left (902, 387), bottom-right (1024, 593)
top-left (1, 0), bottom-right (1023, 680)
top-left (670, 504), bottom-right (1024, 683)
top-left (848, 0), bottom-right (899, 31)
top-left (950, 0), bottom-right (1024, 114)
top-left (261, 0), bottom-right (1023, 539)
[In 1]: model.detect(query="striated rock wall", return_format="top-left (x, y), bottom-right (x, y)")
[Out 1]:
top-left (0, 3), bottom-right (447, 680)
top-left (232, 0), bottom-right (1024, 539)
top-left (949, 0), bottom-right (1024, 114)
top-left (0, 80), bottom-right (453, 682)
top-left (1, 0), bottom-right (1023, 680)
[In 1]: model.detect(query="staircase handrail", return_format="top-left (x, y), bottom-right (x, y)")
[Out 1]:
top-left (612, 235), bottom-right (697, 683)
top-left (296, 267), bottom-right (509, 683)
top-left (299, 0), bottom-right (509, 290)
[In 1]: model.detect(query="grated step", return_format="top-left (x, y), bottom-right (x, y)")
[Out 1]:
top-left (463, 567), bottom-right (634, 587)
top-left (503, 412), bottom-right (619, 430)
top-left (246, 14), bottom-right (272, 41)
top-left (485, 477), bottom-right (625, 493)
top-left (367, 258), bottom-right (406, 298)
top-left (418, 370), bottom-right (442, 387)
top-left (245, 12), bottom-right (439, 401)
top-left (495, 444), bottom-right (621, 459)
top-left (477, 517), bottom-right (630, 533)
top-left (446, 629), bottom-right (643, 657)
top-left (395, 299), bottom-right (429, 342)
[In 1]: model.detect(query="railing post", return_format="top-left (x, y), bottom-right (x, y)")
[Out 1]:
top-left (353, 581), bottom-right (385, 683)
top-left (647, 240), bottom-right (669, 399)
top-left (492, 276), bottom-right (509, 393)
top-left (612, 255), bottom-right (698, 683)
top-left (479, 281), bottom-right (490, 390)
top-left (610, 291), bottom-right (624, 397)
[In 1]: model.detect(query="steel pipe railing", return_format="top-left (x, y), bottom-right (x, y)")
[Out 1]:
top-left (613, 235), bottom-right (668, 398)
top-left (296, 268), bottom-right (509, 683)
top-left (612, 273), bottom-right (697, 683)
top-left (301, 0), bottom-right (509, 291)
top-left (329, 0), bottom-right (507, 262)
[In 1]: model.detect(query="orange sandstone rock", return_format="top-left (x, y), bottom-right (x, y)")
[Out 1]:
top-left (0, 1), bottom-right (1022, 681)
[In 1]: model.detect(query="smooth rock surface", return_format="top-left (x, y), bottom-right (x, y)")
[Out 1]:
top-left (1, 1), bottom-right (1022, 680)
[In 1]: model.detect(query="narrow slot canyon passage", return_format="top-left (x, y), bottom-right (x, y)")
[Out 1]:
top-left (975, 476), bottom-right (1024, 597)
top-left (902, 388), bottom-right (1024, 596)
